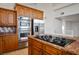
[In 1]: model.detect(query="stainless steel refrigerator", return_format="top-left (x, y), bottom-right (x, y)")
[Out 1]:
top-left (31, 19), bottom-right (44, 36)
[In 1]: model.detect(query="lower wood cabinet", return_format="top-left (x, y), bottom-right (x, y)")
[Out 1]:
top-left (28, 37), bottom-right (75, 55)
top-left (0, 35), bottom-right (18, 53)
top-left (32, 47), bottom-right (42, 55)
top-left (0, 37), bottom-right (3, 54)
top-left (3, 35), bottom-right (18, 52)
top-left (44, 45), bottom-right (64, 55)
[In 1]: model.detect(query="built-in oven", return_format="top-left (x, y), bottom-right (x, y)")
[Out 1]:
top-left (18, 16), bottom-right (31, 48)
top-left (20, 33), bottom-right (29, 39)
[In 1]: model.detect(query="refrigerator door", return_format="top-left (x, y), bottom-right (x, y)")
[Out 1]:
top-left (33, 19), bottom-right (44, 35)
top-left (39, 20), bottom-right (44, 34)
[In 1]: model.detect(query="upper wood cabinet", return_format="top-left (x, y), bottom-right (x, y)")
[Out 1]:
top-left (0, 8), bottom-right (17, 26)
top-left (15, 4), bottom-right (31, 17)
top-left (0, 9), bottom-right (8, 26)
top-left (7, 11), bottom-right (16, 26)
top-left (30, 8), bottom-right (43, 19)
top-left (15, 4), bottom-right (43, 20)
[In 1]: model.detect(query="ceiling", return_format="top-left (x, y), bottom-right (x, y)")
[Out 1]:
top-left (20, 3), bottom-right (72, 10)
top-left (0, 3), bottom-right (73, 10)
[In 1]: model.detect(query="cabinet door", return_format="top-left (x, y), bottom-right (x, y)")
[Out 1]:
top-left (30, 9), bottom-right (43, 19)
top-left (0, 9), bottom-right (2, 25)
top-left (24, 7), bottom-right (31, 17)
top-left (44, 45), bottom-right (64, 55)
top-left (32, 47), bottom-right (42, 55)
top-left (3, 35), bottom-right (18, 52)
top-left (32, 39), bottom-right (42, 49)
top-left (28, 38), bottom-right (32, 55)
top-left (15, 5), bottom-right (24, 16)
top-left (30, 9), bottom-right (36, 19)
top-left (37, 11), bottom-right (43, 20)
top-left (7, 11), bottom-right (16, 26)
top-left (35, 10), bottom-right (43, 19)
top-left (0, 37), bottom-right (3, 54)
top-left (0, 9), bottom-right (8, 26)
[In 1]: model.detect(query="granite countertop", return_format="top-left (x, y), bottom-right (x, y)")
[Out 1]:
top-left (29, 35), bottom-right (79, 55)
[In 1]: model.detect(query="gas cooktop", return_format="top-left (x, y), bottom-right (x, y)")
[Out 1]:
top-left (35, 35), bottom-right (75, 47)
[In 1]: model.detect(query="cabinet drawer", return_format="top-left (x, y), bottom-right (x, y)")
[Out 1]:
top-left (44, 45), bottom-right (63, 55)
top-left (32, 40), bottom-right (42, 48)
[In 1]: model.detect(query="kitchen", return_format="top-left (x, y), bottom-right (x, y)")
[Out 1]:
top-left (0, 3), bottom-right (79, 55)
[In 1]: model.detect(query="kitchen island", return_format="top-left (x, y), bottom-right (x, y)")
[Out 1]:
top-left (28, 35), bottom-right (79, 55)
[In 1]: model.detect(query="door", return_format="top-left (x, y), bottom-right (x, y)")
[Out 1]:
top-left (0, 37), bottom-right (3, 54)
top-left (3, 35), bottom-right (18, 52)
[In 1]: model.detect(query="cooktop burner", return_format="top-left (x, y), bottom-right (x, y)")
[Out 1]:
top-left (35, 35), bottom-right (75, 47)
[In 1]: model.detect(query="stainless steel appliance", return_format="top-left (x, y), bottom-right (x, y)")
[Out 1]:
top-left (18, 16), bottom-right (31, 48)
top-left (35, 35), bottom-right (75, 47)
top-left (18, 17), bottom-right (44, 48)
top-left (31, 19), bottom-right (44, 35)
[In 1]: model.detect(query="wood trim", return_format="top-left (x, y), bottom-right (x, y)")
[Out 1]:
top-left (15, 3), bottom-right (43, 12)
top-left (0, 7), bottom-right (16, 12)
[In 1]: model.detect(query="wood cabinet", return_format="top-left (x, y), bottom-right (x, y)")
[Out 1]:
top-left (7, 11), bottom-right (16, 26)
top-left (28, 38), bottom-right (32, 54)
top-left (0, 35), bottom-right (18, 53)
top-left (32, 46), bottom-right (42, 55)
top-left (28, 37), bottom-right (75, 55)
top-left (0, 9), bottom-right (8, 26)
top-left (0, 37), bottom-right (3, 54)
top-left (28, 38), bottom-right (42, 55)
top-left (43, 44), bottom-right (64, 55)
top-left (3, 35), bottom-right (18, 52)
top-left (15, 4), bottom-right (43, 20)
top-left (15, 4), bottom-right (31, 17)
top-left (0, 8), bottom-right (17, 26)
top-left (30, 9), bottom-right (43, 19)
top-left (0, 8), bottom-right (18, 53)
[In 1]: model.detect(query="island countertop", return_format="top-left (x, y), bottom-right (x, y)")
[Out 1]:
top-left (28, 35), bottom-right (79, 55)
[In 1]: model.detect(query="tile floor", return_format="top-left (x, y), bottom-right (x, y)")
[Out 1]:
top-left (3, 48), bottom-right (28, 55)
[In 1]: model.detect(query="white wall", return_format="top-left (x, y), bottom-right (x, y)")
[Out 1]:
top-left (44, 9), bottom-right (62, 34)
top-left (65, 21), bottom-right (79, 36)
top-left (0, 3), bottom-right (15, 10)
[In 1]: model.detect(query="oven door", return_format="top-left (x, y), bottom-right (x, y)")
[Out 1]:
top-left (20, 33), bottom-right (28, 39)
